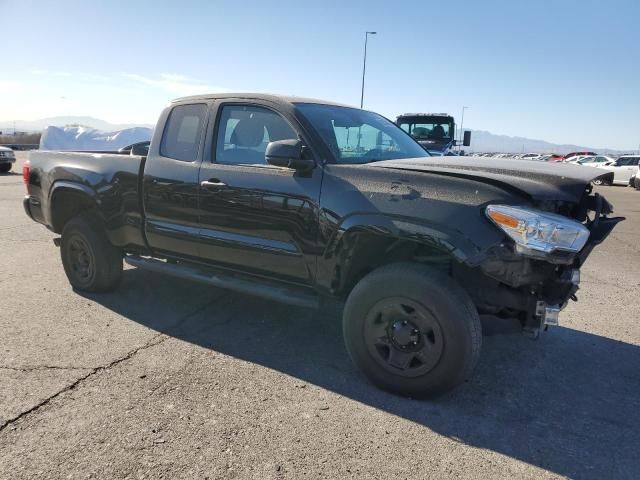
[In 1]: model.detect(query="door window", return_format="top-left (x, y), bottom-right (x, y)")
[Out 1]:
top-left (160, 103), bottom-right (207, 161)
top-left (215, 105), bottom-right (298, 165)
top-left (616, 157), bottom-right (637, 166)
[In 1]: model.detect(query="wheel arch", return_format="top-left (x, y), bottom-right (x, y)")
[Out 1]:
top-left (49, 182), bottom-right (101, 234)
top-left (322, 214), bottom-right (487, 297)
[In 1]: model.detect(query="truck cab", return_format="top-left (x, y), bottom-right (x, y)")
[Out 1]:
top-left (396, 113), bottom-right (469, 156)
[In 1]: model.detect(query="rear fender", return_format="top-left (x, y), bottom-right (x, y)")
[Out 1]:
top-left (49, 182), bottom-right (101, 233)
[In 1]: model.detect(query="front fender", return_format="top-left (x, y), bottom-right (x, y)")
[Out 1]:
top-left (325, 213), bottom-right (490, 264)
top-left (317, 212), bottom-right (504, 295)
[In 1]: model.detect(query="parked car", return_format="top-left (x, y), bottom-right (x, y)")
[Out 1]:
top-left (565, 155), bottom-right (591, 164)
top-left (23, 93), bottom-right (622, 398)
top-left (0, 146), bottom-right (16, 173)
top-left (564, 151), bottom-right (597, 162)
top-left (595, 155), bottom-right (640, 185)
top-left (577, 155), bottom-right (615, 168)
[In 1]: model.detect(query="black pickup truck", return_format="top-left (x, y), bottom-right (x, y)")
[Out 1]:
top-left (23, 93), bottom-right (622, 397)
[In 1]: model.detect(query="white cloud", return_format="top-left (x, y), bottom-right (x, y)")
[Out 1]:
top-left (0, 69), bottom-right (231, 125)
top-left (122, 73), bottom-right (229, 96)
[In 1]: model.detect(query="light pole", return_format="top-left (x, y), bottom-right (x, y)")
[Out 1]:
top-left (459, 106), bottom-right (469, 140)
top-left (458, 106), bottom-right (469, 151)
top-left (360, 31), bottom-right (377, 109)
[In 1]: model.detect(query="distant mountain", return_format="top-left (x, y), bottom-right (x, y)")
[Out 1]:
top-left (466, 129), bottom-right (629, 156)
top-left (0, 116), bottom-right (154, 133)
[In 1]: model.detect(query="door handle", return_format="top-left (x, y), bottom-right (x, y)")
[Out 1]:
top-left (200, 179), bottom-right (227, 188)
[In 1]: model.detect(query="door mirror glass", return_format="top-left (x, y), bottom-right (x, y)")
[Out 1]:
top-left (463, 130), bottom-right (472, 147)
top-left (130, 141), bottom-right (150, 156)
top-left (265, 139), bottom-right (314, 171)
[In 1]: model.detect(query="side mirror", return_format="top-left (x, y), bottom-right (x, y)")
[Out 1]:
top-left (119, 141), bottom-right (150, 156)
top-left (265, 139), bottom-right (314, 171)
top-left (130, 141), bottom-right (150, 156)
top-left (463, 131), bottom-right (471, 147)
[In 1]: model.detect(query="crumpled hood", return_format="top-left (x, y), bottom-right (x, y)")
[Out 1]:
top-left (373, 156), bottom-right (614, 203)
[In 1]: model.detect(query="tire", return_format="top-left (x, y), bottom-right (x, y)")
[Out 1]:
top-left (343, 263), bottom-right (481, 398)
top-left (0, 164), bottom-right (11, 173)
top-left (60, 212), bottom-right (122, 292)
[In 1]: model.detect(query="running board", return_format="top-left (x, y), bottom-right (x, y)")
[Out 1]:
top-left (124, 255), bottom-right (319, 309)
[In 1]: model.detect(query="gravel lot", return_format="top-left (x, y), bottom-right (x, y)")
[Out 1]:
top-left (1, 151), bottom-right (638, 479)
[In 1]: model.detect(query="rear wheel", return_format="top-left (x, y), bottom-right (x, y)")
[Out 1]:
top-left (343, 263), bottom-right (481, 398)
top-left (60, 212), bottom-right (122, 292)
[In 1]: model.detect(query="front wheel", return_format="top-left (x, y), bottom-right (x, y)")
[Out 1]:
top-left (0, 164), bottom-right (11, 173)
top-left (60, 212), bottom-right (123, 292)
top-left (343, 263), bottom-right (481, 398)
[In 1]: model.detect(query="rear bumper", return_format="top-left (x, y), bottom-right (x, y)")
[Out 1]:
top-left (23, 196), bottom-right (35, 221)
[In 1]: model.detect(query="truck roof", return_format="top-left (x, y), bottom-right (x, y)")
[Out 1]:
top-left (171, 92), bottom-right (352, 108)
top-left (397, 113), bottom-right (453, 118)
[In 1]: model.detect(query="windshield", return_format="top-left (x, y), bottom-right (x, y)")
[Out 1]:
top-left (397, 117), bottom-right (454, 142)
top-left (296, 103), bottom-right (429, 164)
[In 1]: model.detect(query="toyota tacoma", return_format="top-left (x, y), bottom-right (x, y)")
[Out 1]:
top-left (23, 94), bottom-right (622, 397)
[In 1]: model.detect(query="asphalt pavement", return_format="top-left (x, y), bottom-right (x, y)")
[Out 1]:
top-left (1, 152), bottom-right (638, 479)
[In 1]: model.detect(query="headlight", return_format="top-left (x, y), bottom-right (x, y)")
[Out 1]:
top-left (486, 205), bottom-right (590, 256)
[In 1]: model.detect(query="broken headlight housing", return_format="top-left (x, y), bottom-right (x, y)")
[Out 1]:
top-left (486, 205), bottom-right (590, 257)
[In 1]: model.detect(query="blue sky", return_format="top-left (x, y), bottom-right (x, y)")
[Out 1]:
top-left (1, 0), bottom-right (638, 149)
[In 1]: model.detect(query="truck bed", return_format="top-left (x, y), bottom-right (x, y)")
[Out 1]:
top-left (25, 150), bottom-right (147, 249)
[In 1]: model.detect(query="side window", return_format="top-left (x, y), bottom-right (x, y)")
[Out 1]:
top-left (215, 105), bottom-right (298, 165)
top-left (160, 103), bottom-right (207, 161)
top-left (616, 158), bottom-right (631, 166)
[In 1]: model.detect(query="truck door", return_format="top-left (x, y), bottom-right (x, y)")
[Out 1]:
top-left (142, 103), bottom-right (208, 259)
top-left (196, 102), bottom-right (322, 286)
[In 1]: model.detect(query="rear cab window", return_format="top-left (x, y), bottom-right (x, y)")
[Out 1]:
top-left (160, 103), bottom-right (208, 161)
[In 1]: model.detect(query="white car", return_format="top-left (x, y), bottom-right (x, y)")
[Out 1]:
top-left (595, 155), bottom-right (640, 185)
top-left (0, 146), bottom-right (16, 173)
top-left (564, 155), bottom-right (586, 164)
top-left (577, 155), bottom-right (615, 168)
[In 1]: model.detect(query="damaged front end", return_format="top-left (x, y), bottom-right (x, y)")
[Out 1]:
top-left (456, 184), bottom-right (624, 337)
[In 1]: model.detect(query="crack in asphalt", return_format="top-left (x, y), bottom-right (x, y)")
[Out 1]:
top-left (0, 365), bottom-right (90, 372)
top-left (0, 224), bottom-right (35, 231)
top-left (0, 334), bottom-right (167, 434)
top-left (0, 297), bottom-right (221, 434)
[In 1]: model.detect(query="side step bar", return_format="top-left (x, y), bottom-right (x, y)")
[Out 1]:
top-left (124, 255), bottom-right (319, 309)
